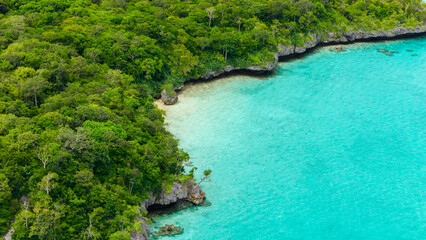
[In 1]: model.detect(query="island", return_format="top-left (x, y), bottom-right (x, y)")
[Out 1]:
top-left (0, 0), bottom-right (424, 239)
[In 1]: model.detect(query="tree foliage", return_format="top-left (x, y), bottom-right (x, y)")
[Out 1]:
top-left (0, 0), bottom-right (424, 238)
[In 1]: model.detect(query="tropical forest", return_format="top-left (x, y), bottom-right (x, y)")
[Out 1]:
top-left (0, 0), bottom-right (425, 239)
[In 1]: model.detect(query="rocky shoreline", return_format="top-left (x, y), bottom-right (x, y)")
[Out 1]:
top-left (131, 180), bottom-right (205, 240)
top-left (161, 26), bottom-right (426, 105)
top-left (201, 26), bottom-right (426, 80)
top-left (152, 26), bottom-right (426, 239)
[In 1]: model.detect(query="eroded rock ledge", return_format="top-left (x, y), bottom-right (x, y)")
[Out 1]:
top-left (161, 26), bottom-right (425, 105)
top-left (132, 180), bottom-right (205, 240)
top-left (199, 26), bottom-right (426, 82)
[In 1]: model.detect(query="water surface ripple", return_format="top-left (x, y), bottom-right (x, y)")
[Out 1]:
top-left (154, 37), bottom-right (426, 240)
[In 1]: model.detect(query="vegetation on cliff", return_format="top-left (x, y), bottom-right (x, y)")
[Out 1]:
top-left (0, 0), bottom-right (424, 239)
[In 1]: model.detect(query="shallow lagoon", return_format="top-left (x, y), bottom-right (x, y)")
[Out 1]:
top-left (154, 37), bottom-right (426, 240)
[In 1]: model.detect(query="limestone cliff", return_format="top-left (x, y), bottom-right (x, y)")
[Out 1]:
top-left (131, 180), bottom-right (205, 240)
top-left (151, 26), bottom-right (426, 106)
top-left (199, 26), bottom-right (426, 82)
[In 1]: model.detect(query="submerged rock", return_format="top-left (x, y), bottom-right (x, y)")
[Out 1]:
top-left (152, 224), bottom-right (183, 238)
top-left (385, 51), bottom-right (393, 56)
top-left (335, 45), bottom-right (344, 51)
top-left (161, 89), bottom-right (178, 105)
top-left (378, 49), bottom-right (398, 56)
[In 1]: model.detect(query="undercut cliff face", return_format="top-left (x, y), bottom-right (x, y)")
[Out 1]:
top-left (132, 180), bottom-right (206, 240)
top-left (322, 26), bottom-right (426, 43)
top-left (141, 180), bottom-right (205, 211)
top-left (159, 26), bottom-right (425, 106)
top-left (201, 26), bottom-right (426, 80)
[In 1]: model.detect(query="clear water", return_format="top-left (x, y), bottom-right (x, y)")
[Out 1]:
top-left (154, 37), bottom-right (426, 240)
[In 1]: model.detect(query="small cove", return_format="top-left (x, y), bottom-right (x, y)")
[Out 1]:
top-left (154, 37), bottom-right (426, 240)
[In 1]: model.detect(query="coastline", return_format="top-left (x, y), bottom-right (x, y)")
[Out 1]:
top-left (146, 28), bottom-right (426, 240)
top-left (159, 26), bottom-right (426, 105)
top-left (1, 0), bottom-right (424, 238)
top-left (197, 26), bottom-right (426, 82)
top-left (151, 36), bottom-right (426, 240)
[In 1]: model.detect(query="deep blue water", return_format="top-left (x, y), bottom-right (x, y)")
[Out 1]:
top-left (154, 37), bottom-right (426, 240)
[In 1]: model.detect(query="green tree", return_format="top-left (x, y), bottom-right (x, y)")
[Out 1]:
top-left (36, 143), bottom-right (60, 168)
top-left (109, 231), bottom-right (131, 240)
top-left (38, 172), bottom-right (58, 195)
top-left (0, 174), bottom-right (12, 233)
top-left (197, 169), bottom-right (212, 186)
top-left (22, 75), bottom-right (50, 107)
top-left (206, 7), bottom-right (215, 27)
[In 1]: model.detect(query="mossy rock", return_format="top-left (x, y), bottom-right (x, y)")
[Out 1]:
top-left (152, 224), bottom-right (183, 238)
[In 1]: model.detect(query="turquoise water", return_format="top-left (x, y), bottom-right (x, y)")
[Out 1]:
top-left (154, 37), bottom-right (426, 240)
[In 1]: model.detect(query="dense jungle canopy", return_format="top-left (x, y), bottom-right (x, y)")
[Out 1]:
top-left (0, 0), bottom-right (424, 239)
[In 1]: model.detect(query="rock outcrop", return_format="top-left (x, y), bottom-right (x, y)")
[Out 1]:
top-left (322, 26), bottom-right (426, 43)
top-left (140, 180), bottom-right (205, 211)
top-left (294, 34), bottom-right (322, 53)
top-left (200, 52), bottom-right (279, 81)
top-left (277, 44), bottom-right (295, 56)
top-left (2, 196), bottom-right (29, 240)
top-left (160, 89), bottom-right (178, 105)
top-left (187, 179), bottom-right (206, 205)
top-left (151, 224), bottom-right (183, 238)
top-left (335, 45), bottom-right (344, 51)
top-left (131, 218), bottom-right (151, 240)
top-left (200, 65), bottom-right (240, 80)
top-left (3, 227), bottom-right (14, 240)
top-left (132, 180), bottom-right (205, 240)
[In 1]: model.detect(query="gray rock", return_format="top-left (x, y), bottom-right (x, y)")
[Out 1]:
top-left (323, 26), bottom-right (426, 43)
top-left (335, 45), bottom-right (344, 51)
top-left (294, 46), bottom-right (306, 53)
top-left (136, 180), bottom-right (206, 240)
top-left (187, 180), bottom-right (206, 205)
top-left (154, 182), bottom-right (188, 206)
top-left (200, 69), bottom-right (226, 80)
top-left (174, 84), bottom-right (184, 92)
top-left (141, 180), bottom-right (205, 212)
top-left (132, 218), bottom-right (150, 240)
top-left (280, 34), bottom-right (321, 55)
top-left (3, 227), bottom-right (14, 240)
top-left (161, 89), bottom-right (178, 105)
top-left (246, 53), bottom-right (278, 72)
top-left (277, 44), bottom-right (295, 56)
top-left (2, 196), bottom-right (29, 240)
top-left (224, 65), bottom-right (239, 72)
top-left (201, 56), bottom-right (277, 80)
top-left (152, 224), bottom-right (183, 238)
